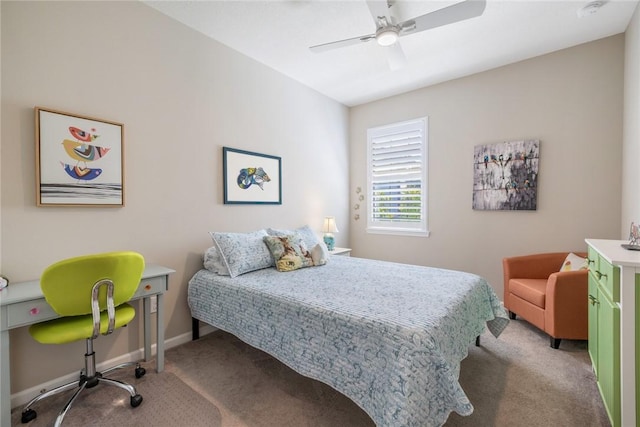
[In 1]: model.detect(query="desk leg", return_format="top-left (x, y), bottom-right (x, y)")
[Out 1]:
top-left (141, 294), bottom-right (164, 373)
top-left (143, 297), bottom-right (151, 364)
top-left (1, 330), bottom-right (11, 427)
top-left (156, 293), bottom-right (164, 372)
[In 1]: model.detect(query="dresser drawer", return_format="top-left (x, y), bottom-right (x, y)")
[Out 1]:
top-left (6, 299), bottom-right (58, 329)
top-left (593, 255), bottom-right (620, 302)
top-left (587, 246), bottom-right (599, 271)
top-left (132, 276), bottom-right (167, 299)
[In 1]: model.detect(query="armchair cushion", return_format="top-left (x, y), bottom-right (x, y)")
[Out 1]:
top-left (509, 278), bottom-right (547, 308)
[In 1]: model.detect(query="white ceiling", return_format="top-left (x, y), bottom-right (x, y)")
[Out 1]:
top-left (144, 0), bottom-right (638, 106)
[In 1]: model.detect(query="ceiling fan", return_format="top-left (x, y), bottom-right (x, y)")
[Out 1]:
top-left (309, 0), bottom-right (487, 70)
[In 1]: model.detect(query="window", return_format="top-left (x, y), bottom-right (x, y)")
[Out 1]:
top-left (366, 117), bottom-right (429, 236)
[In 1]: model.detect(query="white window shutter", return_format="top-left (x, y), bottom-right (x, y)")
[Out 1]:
top-left (367, 118), bottom-right (429, 236)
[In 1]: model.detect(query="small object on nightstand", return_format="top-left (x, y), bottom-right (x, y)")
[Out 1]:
top-left (322, 216), bottom-right (339, 251)
top-left (329, 247), bottom-right (351, 257)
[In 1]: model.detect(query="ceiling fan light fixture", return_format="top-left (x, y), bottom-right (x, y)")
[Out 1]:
top-left (376, 28), bottom-right (399, 47)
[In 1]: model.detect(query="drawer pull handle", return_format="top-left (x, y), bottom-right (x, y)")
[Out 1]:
top-left (29, 307), bottom-right (40, 316)
top-left (595, 271), bottom-right (607, 280)
top-left (144, 284), bottom-right (152, 291)
top-left (587, 258), bottom-right (595, 265)
top-left (588, 294), bottom-right (599, 306)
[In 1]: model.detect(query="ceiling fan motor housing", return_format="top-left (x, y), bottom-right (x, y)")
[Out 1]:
top-left (376, 27), bottom-right (399, 46)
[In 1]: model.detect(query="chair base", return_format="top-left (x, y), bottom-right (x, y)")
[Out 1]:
top-left (21, 354), bottom-right (145, 426)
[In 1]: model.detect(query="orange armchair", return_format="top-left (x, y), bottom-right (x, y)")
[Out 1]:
top-left (503, 252), bottom-right (588, 349)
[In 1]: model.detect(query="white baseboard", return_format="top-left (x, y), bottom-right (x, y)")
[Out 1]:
top-left (11, 324), bottom-right (217, 409)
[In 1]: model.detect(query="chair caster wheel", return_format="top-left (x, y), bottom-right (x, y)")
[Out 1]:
top-left (135, 366), bottom-right (146, 378)
top-left (21, 408), bottom-right (37, 423)
top-left (131, 394), bottom-right (143, 407)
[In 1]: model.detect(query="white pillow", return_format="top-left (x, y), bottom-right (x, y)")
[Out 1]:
top-left (310, 243), bottom-right (328, 266)
top-left (203, 246), bottom-right (230, 276)
top-left (209, 230), bottom-right (274, 278)
top-left (560, 253), bottom-right (588, 272)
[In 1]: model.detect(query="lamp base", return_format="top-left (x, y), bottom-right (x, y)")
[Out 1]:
top-left (323, 234), bottom-right (335, 251)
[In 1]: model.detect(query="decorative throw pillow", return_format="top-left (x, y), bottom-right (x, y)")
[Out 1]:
top-left (209, 230), bottom-right (274, 278)
top-left (203, 246), bottom-right (230, 276)
top-left (560, 253), bottom-right (588, 272)
top-left (263, 234), bottom-right (314, 272)
top-left (267, 225), bottom-right (330, 262)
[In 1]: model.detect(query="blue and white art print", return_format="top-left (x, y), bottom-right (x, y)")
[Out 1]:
top-left (223, 147), bottom-right (282, 205)
top-left (472, 140), bottom-right (539, 210)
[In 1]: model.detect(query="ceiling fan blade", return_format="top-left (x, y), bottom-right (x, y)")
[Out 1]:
top-left (310, 34), bottom-right (376, 53)
top-left (366, 0), bottom-right (392, 25)
top-left (386, 42), bottom-right (407, 71)
top-left (399, 0), bottom-right (486, 36)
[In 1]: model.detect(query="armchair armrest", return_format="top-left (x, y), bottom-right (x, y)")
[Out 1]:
top-left (547, 270), bottom-right (588, 296)
top-left (544, 269), bottom-right (589, 338)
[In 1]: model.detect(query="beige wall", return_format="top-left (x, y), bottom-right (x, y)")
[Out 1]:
top-left (349, 35), bottom-right (624, 296)
top-left (622, 3), bottom-right (640, 235)
top-left (1, 1), bottom-right (349, 392)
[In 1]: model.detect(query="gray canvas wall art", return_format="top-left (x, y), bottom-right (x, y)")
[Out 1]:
top-left (473, 140), bottom-right (539, 210)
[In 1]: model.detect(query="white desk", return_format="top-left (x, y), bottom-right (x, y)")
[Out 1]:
top-left (0, 264), bottom-right (174, 425)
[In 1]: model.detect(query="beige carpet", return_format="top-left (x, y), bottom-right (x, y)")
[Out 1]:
top-left (10, 369), bottom-right (221, 427)
top-left (13, 319), bottom-right (610, 426)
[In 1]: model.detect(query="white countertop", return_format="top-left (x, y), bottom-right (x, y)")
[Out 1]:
top-left (586, 239), bottom-right (640, 267)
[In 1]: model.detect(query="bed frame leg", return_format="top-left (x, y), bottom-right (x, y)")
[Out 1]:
top-left (475, 336), bottom-right (480, 347)
top-left (192, 317), bottom-right (200, 341)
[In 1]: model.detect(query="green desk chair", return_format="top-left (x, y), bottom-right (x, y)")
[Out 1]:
top-left (21, 251), bottom-right (146, 426)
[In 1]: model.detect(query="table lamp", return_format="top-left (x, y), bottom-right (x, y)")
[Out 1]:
top-left (322, 216), bottom-right (339, 251)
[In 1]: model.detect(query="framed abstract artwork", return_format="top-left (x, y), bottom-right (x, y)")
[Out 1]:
top-left (35, 107), bottom-right (124, 207)
top-left (472, 139), bottom-right (539, 210)
top-left (223, 147), bottom-right (282, 205)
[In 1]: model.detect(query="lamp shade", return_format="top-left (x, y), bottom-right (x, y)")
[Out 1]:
top-left (322, 217), bottom-right (339, 234)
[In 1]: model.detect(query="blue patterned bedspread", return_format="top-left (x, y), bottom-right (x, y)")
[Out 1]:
top-left (188, 256), bottom-right (509, 427)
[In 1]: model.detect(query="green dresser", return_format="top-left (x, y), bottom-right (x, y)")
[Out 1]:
top-left (586, 239), bottom-right (640, 427)
top-left (587, 244), bottom-right (620, 426)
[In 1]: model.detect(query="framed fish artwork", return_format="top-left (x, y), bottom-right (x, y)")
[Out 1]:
top-left (223, 147), bottom-right (282, 205)
top-left (35, 107), bottom-right (124, 207)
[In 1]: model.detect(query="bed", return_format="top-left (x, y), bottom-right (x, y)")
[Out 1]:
top-left (188, 230), bottom-right (508, 427)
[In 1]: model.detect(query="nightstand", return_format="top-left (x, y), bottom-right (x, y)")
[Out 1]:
top-left (329, 247), bottom-right (351, 256)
